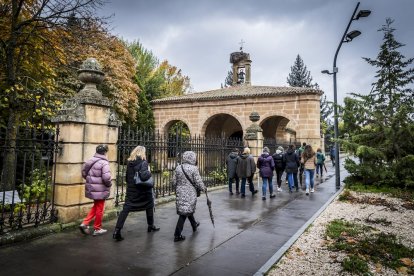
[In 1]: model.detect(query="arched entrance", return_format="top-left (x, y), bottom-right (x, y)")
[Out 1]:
top-left (202, 114), bottom-right (243, 139)
top-left (260, 116), bottom-right (296, 152)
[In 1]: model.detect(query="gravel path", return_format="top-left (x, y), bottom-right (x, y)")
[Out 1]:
top-left (267, 191), bottom-right (414, 276)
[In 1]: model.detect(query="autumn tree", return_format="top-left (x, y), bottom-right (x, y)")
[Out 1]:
top-left (127, 41), bottom-right (190, 130)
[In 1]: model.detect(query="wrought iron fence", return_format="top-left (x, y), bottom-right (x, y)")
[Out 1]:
top-left (0, 123), bottom-right (59, 235)
top-left (263, 138), bottom-right (299, 154)
top-left (115, 127), bottom-right (243, 206)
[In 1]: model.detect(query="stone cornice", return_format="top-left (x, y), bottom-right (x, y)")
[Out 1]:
top-left (152, 86), bottom-right (323, 104)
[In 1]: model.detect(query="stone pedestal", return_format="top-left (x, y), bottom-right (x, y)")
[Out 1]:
top-left (244, 112), bottom-right (263, 180)
top-left (51, 58), bottom-right (121, 223)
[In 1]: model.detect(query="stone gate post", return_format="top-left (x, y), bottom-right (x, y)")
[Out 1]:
top-left (51, 58), bottom-right (121, 223)
top-left (244, 112), bottom-right (263, 180)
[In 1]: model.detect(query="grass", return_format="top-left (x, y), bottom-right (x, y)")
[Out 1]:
top-left (342, 255), bottom-right (371, 275)
top-left (345, 181), bottom-right (414, 201)
top-left (325, 219), bottom-right (414, 274)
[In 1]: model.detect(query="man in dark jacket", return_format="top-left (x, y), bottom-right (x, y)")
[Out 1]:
top-left (272, 146), bottom-right (285, 192)
top-left (283, 144), bottom-right (300, 192)
top-left (226, 148), bottom-right (240, 195)
top-left (236, 147), bottom-right (258, 198)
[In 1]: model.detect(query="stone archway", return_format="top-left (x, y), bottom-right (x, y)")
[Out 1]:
top-left (260, 115), bottom-right (295, 145)
top-left (163, 119), bottom-right (191, 136)
top-left (201, 113), bottom-right (243, 139)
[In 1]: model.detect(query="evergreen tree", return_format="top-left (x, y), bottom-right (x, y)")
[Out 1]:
top-left (224, 70), bottom-right (233, 87)
top-left (286, 54), bottom-right (314, 87)
top-left (343, 18), bottom-right (414, 188)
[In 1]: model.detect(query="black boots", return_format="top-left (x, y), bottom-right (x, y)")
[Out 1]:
top-left (192, 222), bottom-right (200, 232)
top-left (174, 235), bottom-right (185, 242)
top-left (112, 228), bottom-right (124, 241)
top-left (147, 225), bottom-right (160, 232)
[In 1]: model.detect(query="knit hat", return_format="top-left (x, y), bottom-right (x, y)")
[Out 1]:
top-left (263, 146), bottom-right (270, 153)
top-left (277, 146), bottom-right (284, 151)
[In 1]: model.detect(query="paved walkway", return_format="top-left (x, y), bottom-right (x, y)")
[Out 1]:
top-left (0, 161), bottom-right (347, 276)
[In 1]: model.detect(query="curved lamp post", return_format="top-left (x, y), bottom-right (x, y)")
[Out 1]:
top-left (322, 2), bottom-right (371, 189)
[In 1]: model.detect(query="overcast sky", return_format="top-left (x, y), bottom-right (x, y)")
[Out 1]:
top-left (99, 0), bottom-right (414, 105)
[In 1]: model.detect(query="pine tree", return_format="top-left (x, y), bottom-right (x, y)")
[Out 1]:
top-left (286, 54), bottom-right (313, 87)
top-left (343, 18), bottom-right (414, 188)
top-left (224, 70), bottom-right (233, 87)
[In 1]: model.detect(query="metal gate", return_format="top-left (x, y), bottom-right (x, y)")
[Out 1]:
top-left (0, 124), bottom-right (60, 234)
top-left (115, 127), bottom-right (243, 206)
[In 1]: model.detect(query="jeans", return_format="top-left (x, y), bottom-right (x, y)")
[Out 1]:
top-left (305, 169), bottom-right (315, 190)
top-left (316, 164), bottom-right (323, 176)
top-left (261, 177), bottom-right (273, 197)
top-left (228, 176), bottom-right (240, 193)
top-left (174, 214), bottom-right (197, 237)
top-left (115, 205), bottom-right (154, 229)
top-left (241, 176), bottom-right (254, 195)
top-left (287, 173), bottom-right (298, 191)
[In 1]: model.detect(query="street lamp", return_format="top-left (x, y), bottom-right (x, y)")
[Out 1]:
top-left (322, 2), bottom-right (371, 190)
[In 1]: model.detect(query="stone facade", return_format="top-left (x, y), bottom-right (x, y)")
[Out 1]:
top-left (153, 85), bottom-right (323, 150)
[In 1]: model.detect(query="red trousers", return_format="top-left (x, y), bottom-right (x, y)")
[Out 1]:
top-left (83, 199), bottom-right (105, 230)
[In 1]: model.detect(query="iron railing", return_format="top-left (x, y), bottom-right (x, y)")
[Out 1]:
top-left (0, 123), bottom-right (59, 234)
top-left (115, 127), bottom-right (243, 206)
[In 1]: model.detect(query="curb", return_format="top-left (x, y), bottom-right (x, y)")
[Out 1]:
top-left (254, 184), bottom-right (345, 276)
top-left (0, 185), bottom-right (226, 246)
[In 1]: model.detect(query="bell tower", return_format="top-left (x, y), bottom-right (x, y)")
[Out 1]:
top-left (230, 40), bottom-right (252, 86)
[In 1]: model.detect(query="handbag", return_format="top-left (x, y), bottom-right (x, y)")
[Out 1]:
top-left (134, 163), bottom-right (154, 188)
top-left (181, 165), bottom-right (201, 197)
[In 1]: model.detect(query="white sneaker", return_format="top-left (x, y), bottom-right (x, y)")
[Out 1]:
top-left (306, 188), bottom-right (309, 195)
top-left (93, 228), bottom-right (108, 236)
top-left (311, 188), bottom-right (315, 193)
top-left (277, 187), bottom-right (282, 192)
top-left (79, 224), bottom-right (90, 235)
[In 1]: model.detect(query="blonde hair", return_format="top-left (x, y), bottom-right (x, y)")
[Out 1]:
top-left (242, 147), bottom-right (250, 155)
top-left (128, 146), bottom-right (146, 161)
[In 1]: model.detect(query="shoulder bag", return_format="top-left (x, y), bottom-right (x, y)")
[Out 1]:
top-left (134, 162), bottom-right (154, 188)
top-left (181, 165), bottom-right (201, 197)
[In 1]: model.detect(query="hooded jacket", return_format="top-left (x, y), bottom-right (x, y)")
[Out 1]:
top-left (82, 153), bottom-right (112, 200)
top-left (257, 153), bottom-right (275, 178)
top-left (124, 157), bottom-right (154, 211)
top-left (174, 151), bottom-right (206, 215)
top-left (283, 148), bottom-right (300, 173)
top-left (226, 151), bottom-right (239, 178)
top-left (236, 153), bottom-right (256, 178)
top-left (272, 150), bottom-right (285, 170)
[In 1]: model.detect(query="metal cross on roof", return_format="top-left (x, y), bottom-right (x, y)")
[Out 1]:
top-left (239, 39), bottom-right (245, 51)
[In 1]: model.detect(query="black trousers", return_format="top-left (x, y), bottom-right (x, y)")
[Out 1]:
top-left (115, 204), bottom-right (154, 229)
top-left (174, 214), bottom-right (197, 237)
top-left (275, 168), bottom-right (284, 187)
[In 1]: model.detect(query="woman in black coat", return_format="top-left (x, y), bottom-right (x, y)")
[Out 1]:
top-left (283, 144), bottom-right (300, 192)
top-left (113, 146), bottom-right (160, 241)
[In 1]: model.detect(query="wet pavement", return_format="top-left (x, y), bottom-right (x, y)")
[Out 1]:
top-left (0, 162), bottom-right (347, 276)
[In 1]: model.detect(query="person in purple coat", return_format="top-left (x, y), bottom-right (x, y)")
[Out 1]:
top-left (79, 144), bottom-right (112, 236)
top-left (257, 147), bottom-right (275, 200)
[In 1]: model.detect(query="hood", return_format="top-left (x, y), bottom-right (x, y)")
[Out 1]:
top-left (128, 156), bottom-right (143, 167)
top-left (261, 153), bottom-right (270, 158)
top-left (287, 148), bottom-right (295, 155)
top-left (229, 152), bottom-right (239, 159)
top-left (240, 153), bottom-right (249, 159)
top-left (182, 151), bottom-right (197, 165)
top-left (276, 149), bottom-right (282, 154)
top-left (93, 153), bottom-right (108, 161)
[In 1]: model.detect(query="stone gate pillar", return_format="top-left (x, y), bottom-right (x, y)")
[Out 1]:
top-left (52, 58), bottom-right (121, 223)
top-left (244, 112), bottom-right (263, 180)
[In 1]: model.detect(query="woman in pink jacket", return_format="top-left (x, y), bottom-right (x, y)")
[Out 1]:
top-left (79, 144), bottom-right (112, 236)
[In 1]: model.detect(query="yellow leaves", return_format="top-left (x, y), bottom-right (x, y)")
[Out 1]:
top-left (396, 266), bottom-right (409, 275)
top-left (400, 258), bottom-right (414, 267)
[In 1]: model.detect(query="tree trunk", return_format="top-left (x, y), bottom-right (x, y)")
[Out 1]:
top-left (1, 110), bottom-right (20, 191)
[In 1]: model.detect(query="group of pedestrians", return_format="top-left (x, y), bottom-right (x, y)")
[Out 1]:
top-left (226, 143), bottom-right (327, 200)
top-left (79, 144), bottom-right (206, 243)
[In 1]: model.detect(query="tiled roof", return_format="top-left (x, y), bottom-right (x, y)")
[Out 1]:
top-left (152, 85), bottom-right (323, 104)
